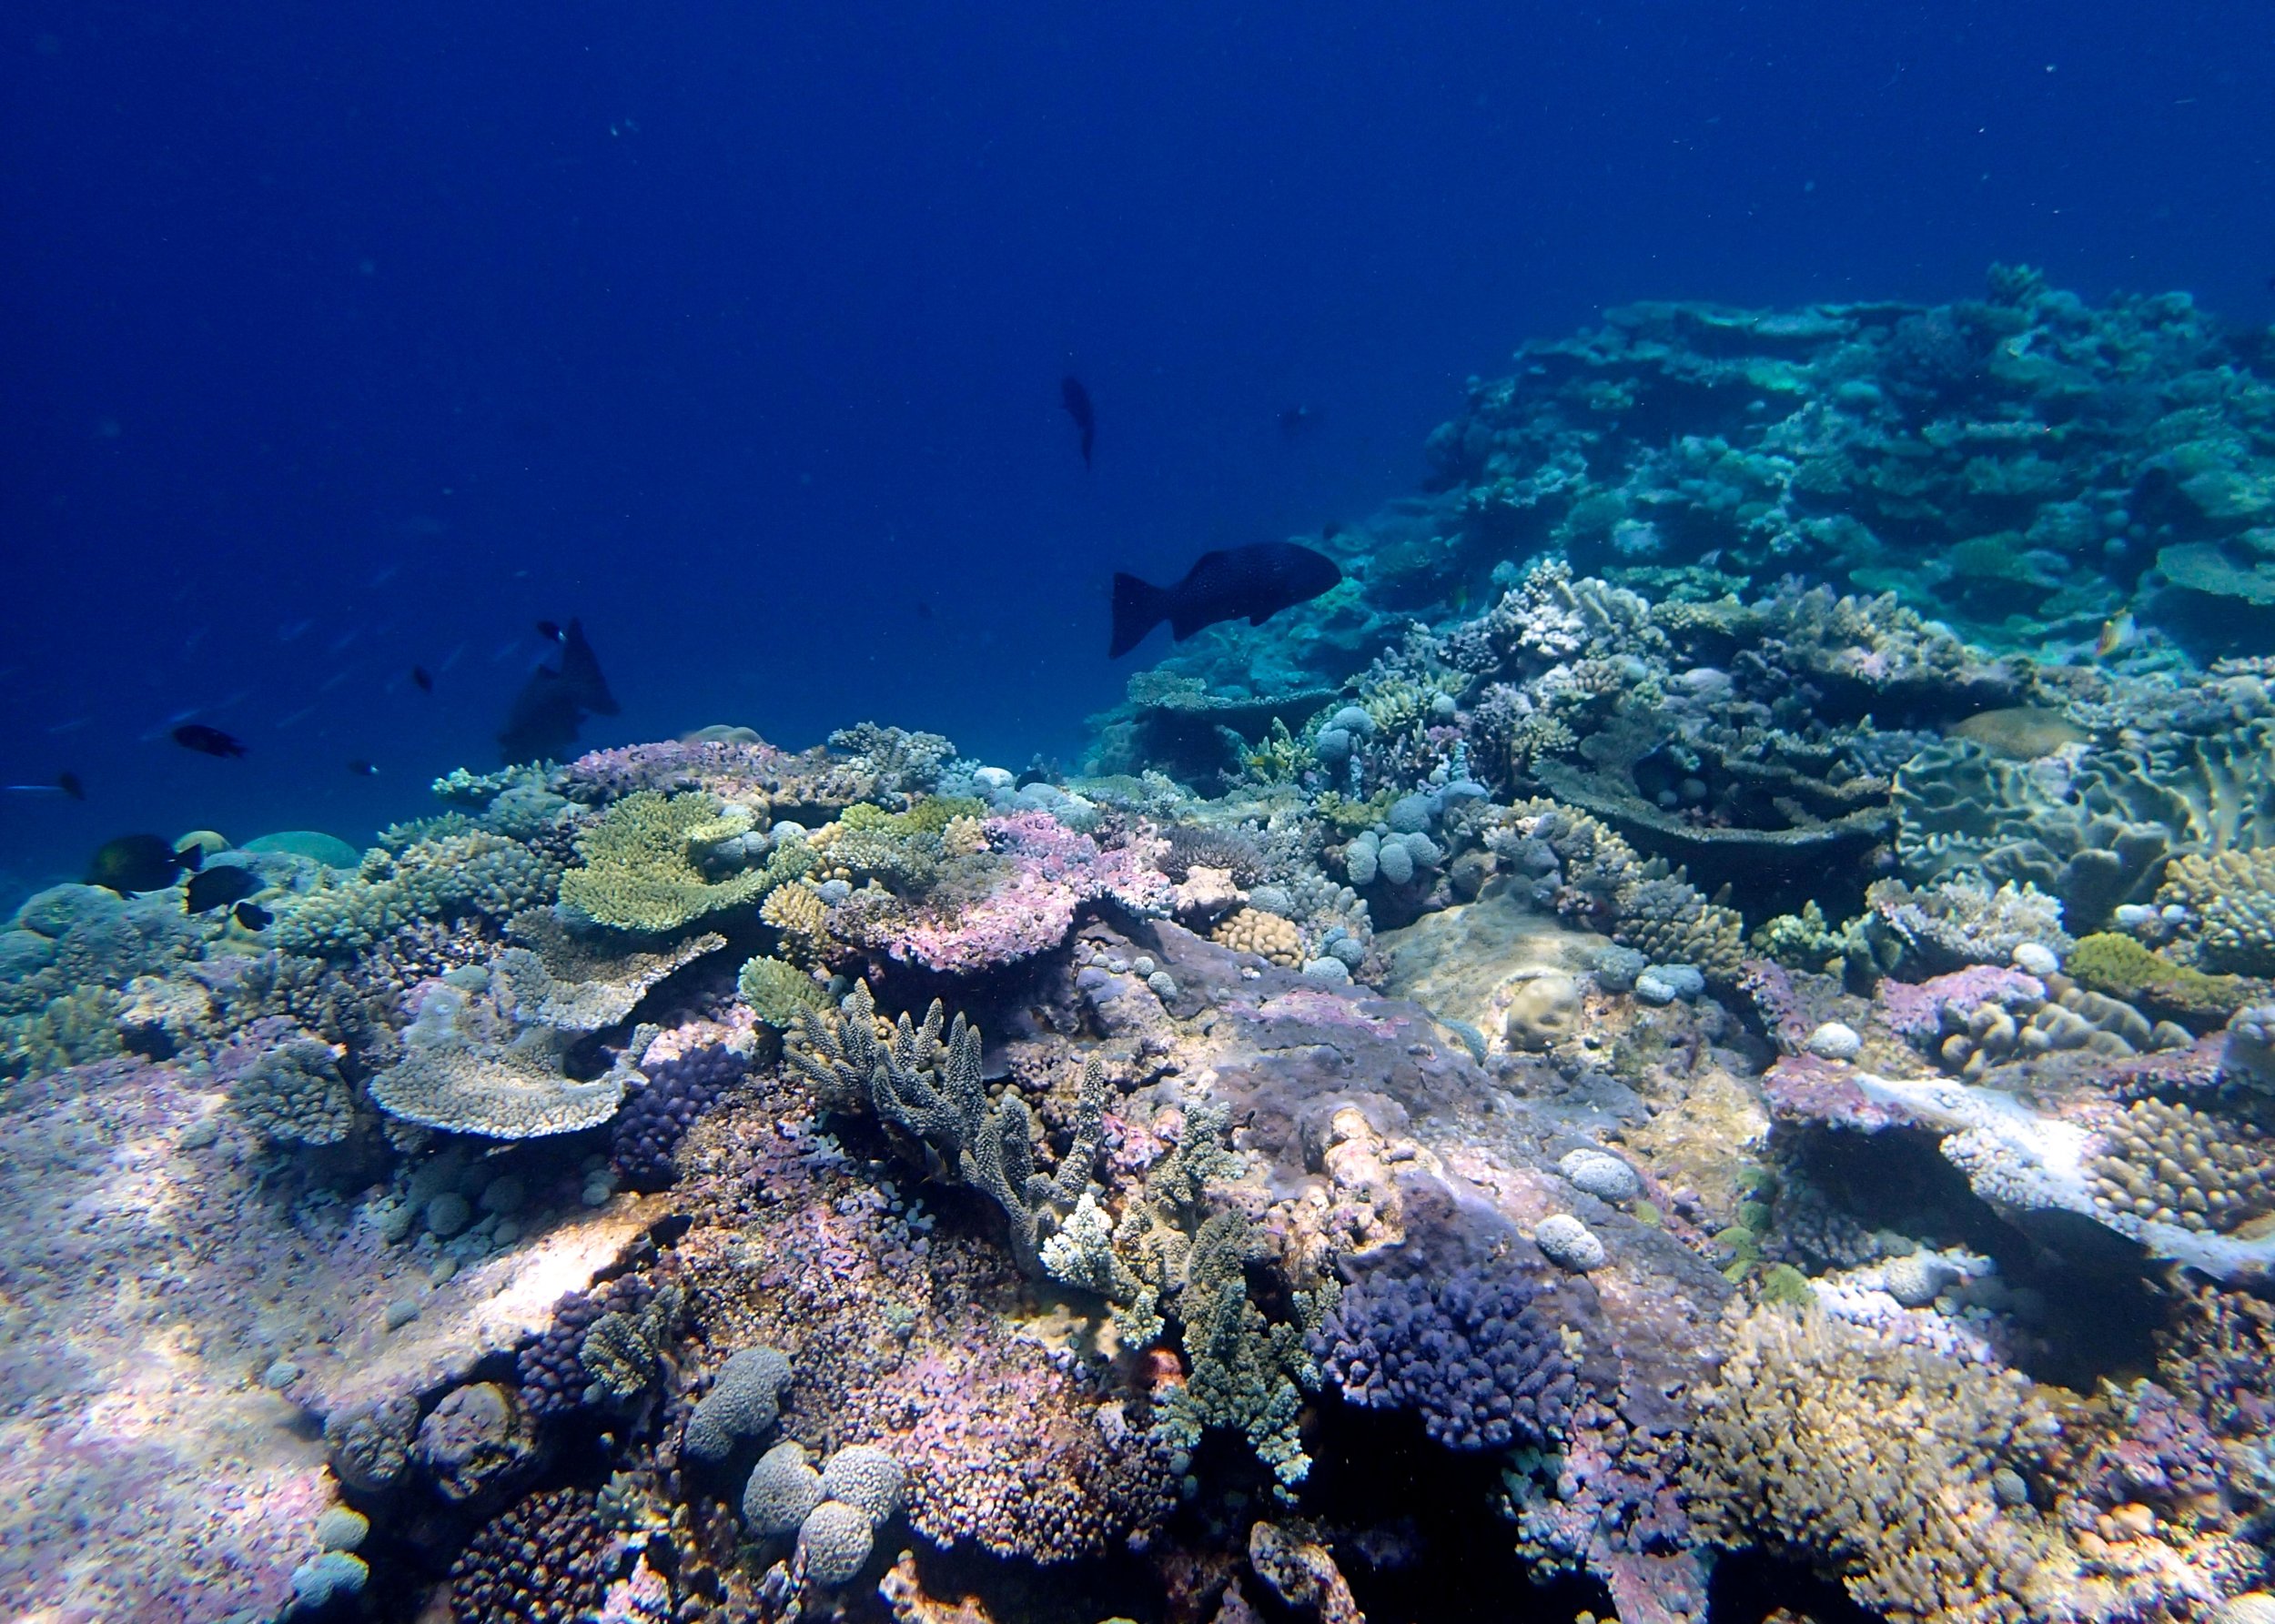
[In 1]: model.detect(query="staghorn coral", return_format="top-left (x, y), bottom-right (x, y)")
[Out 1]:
top-left (787, 982), bottom-right (1102, 1272)
top-left (558, 791), bottom-right (777, 933)
top-left (1864, 877), bottom-right (2071, 974)
top-left (2068, 933), bottom-right (2250, 1026)
top-left (762, 878), bottom-right (839, 964)
top-left (832, 810), bottom-right (1172, 975)
top-left (1154, 1211), bottom-right (1320, 1497)
top-left (227, 1029), bottom-right (354, 1149)
top-left (1613, 872), bottom-right (1747, 983)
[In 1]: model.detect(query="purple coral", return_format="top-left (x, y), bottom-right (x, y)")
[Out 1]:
top-left (874, 812), bottom-right (1172, 975)
top-left (610, 1043), bottom-right (745, 1188)
top-left (516, 1276), bottom-right (655, 1418)
top-left (1316, 1264), bottom-right (1577, 1450)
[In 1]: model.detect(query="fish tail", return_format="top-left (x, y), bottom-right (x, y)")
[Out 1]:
top-left (1109, 572), bottom-right (1169, 658)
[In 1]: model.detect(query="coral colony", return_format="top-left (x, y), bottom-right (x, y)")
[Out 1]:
top-left (12, 268), bottom-right (2275, 1623)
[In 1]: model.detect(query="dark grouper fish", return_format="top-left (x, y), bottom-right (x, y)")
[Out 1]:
top-left (1109, 541), bottom-right (1343, 658)
top-left (86, 833), bottom-right (202, 895)
top-left (498, 617), bottom-right (621, 763)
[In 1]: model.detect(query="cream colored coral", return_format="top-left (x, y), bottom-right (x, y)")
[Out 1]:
top-left (763, 881), bottom-right (837, 965)
top-left (1684, 1306), bottom-right (2079, 1624)
top-left (1212, 906), bottom-right (1303, 967)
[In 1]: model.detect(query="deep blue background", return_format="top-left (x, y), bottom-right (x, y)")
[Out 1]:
top-left (4, 1), bottom-right (2270, 902)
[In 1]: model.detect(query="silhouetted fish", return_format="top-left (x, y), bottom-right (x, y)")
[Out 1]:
top-left (349, 759), bottom-right (379, 777)
top-left (185, 864), bottom-right (259, 914)
top-left (4, 772), bottom-right (85, 799)
top-left (1061, 377), bottom-right (1096, 469)
top-left (1109, 542), bottom-right (1343, 658)
top-left (535, 620), bottom-right (565, 643)
top-left (86, 833), bottom-right (199, 895)
top-left (498, 617), bottom-right (621, 763)
top-left (172, 723), bottom-right (248, 758)
top-left (411, 665), bottom-right (434, 692)
top-left (234, 901), bottom-right (272, 931)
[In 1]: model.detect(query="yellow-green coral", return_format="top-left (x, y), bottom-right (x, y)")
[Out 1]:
top-left (737, 954), bottom-right (828, 1028)
top-left (560, 792), bottom-right (771, 933)
top-left (2067, 932), bottom-right (2247, 1025)
top-left (1685, 1306), bottom-right (2077, 1624)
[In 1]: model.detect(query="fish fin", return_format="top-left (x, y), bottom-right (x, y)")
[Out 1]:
top-left (176, 844), bottom-right (205, 873)
top-left (1109, 573), bottom-right (1170, 658)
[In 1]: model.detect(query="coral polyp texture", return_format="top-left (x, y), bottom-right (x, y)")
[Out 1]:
top-left (12, 269), bottom-right (2275, 1623)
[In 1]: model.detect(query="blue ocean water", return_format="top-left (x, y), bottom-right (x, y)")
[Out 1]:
top-left (4, 0), bottom-right (2269, 910)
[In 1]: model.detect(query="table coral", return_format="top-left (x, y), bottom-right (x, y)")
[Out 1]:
top-left (559, 790), bottom-right (780, 932)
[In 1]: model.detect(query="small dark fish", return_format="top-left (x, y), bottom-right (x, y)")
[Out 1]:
top-left (233, 901), bottom-right (272, 931)
top-left (1109, 542), bottom-right (1344, 659)
top-left (4, 772), bottom-right (86, 799)
top-left (172, 723), bottom-right (248, 758)
top-left (349, 759), bottom-right (379, 777)
top-left (185, 864), bottom-right (259, 915)
top-left (411, 665), bottom-right (434, 692)
top-left (499, 617), bottom-right (621, 763)
top-left (535, 620), bottom-right (564, 643)
top-left (1279, 404), bottom-right (1320, 435)
top-left (1060, 376), bottom-right (1096, 469)
top-left (86, 833), bottom-right (196, 895)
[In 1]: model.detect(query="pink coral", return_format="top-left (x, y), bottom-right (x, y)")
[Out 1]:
top-left (1874, 965), bottom-right (2044, 1046)
top-left (858, 813), bottom-right (1172, 975)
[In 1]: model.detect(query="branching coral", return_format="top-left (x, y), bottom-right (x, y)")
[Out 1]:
top-left (786, 982), bottom-right (1101, 1271)
top-left (1154, 1211), bottom-right (1322, 1498)
top-left (1684, 1306), bottom-right (2076, 1624)
top-left (1315, 1263), bottom-right (1576, 1450)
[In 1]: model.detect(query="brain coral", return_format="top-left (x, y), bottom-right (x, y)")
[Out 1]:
top-left (684, 1345), bottom-right (793, 1463)
top-left (1315, 1264), bottom-right (1576, 1450)
top-left (742, 1440), bottom-right (826, 1536)
top-left (558, 791), bottom-right (774, 933)
top-left (819, 1443), bottom-right (905, 1527)
top-left (795, 1498), bottom-right (875, 1588)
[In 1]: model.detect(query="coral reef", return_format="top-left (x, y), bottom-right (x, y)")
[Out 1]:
top-left (12, 269), bottom-right (2275, 1624)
